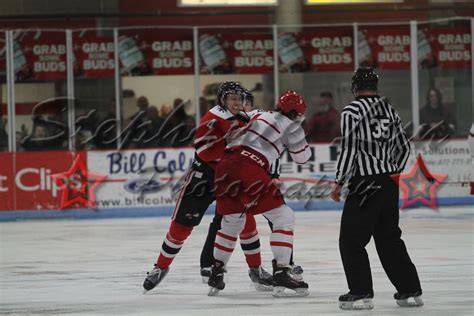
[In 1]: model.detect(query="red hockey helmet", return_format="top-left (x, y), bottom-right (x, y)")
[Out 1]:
top-left (276, 91), bottom-right (307, 116)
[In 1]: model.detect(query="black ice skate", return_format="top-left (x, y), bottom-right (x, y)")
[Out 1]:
top-left (143, 265), bottom-right (169, 293)
top-left (272, 261), bottom-right (309, 297)
top-left (248, 266), bottom-right (273, 291)
top-left (290, 264), bottom-right (304, 281)
top-left (338, 292), bottom-right (374, 310)
top-left (207, 260), bottom-right (226, 296)
top-left (200, 267), bottom-right (212, 284)
top-left (394, 290), bottom-right (423, 307)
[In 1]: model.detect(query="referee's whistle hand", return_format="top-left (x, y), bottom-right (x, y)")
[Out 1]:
top-left (330, 184), bottom-right (342, 202)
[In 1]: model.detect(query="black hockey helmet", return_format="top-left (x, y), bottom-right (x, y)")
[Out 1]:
top-left (243, 89), bottom-right (254, 107)
top-left (216, 81), bottom-right (244, 101)
top-left (351, 67), bottom-right (378, 92)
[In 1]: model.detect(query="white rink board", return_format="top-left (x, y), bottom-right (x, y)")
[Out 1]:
top-left (87, 148), bottom-right (194, 209)
top-left (1, 207), bottom-right (473, 315)
top-left (87, 140), bottom-right (472, 210)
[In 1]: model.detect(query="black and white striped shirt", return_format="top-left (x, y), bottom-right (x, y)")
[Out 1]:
top-left (269, 158), bottom-right (281, 179)
top-left (335, 95), bottom-right (410, 185)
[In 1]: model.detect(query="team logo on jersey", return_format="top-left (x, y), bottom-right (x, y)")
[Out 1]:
top-left (391, 154), bottom-right (447, 210)
top-left (241, 150), bottom-right (265, 167)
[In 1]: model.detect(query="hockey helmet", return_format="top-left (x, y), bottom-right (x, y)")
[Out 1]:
top-left (243, 89), bottom-right (254, 107)
top-left (276, 91), bottom-right (307, 116)
top-left (351, 67), bottom-right (378, 92)
top-left (216, 81), bottom-right (244, 100)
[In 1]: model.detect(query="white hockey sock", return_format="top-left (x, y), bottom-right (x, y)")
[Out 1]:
top-left (270, 229), bottom-right (293, 265)
top-left (214, 231), bottom-right (238, 265)
top-left (264, 205), bottom-right (295, 266)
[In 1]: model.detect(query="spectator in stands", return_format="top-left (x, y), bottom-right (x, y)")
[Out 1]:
top-left (160, 103), bottom-right (173, 119)
top-left (161, 98), bottom-right (195, 147)
top-left (122, 96), bottom-right (150, 148)
top-left (306, 91), bottom-right (341, 142)
top-left (94, 98), bottom-right (119, 149)
top-left (21, 120), bottom-right (66, 151)
top-left (0, 117), bottom-right (8, 151)
top-left (419, 87), bottom-right (456, 139)
top-left (141, 105), bottom-right (165, 148)
top-left (75, 105), bottom-right (98, 150)
top-left (199, 96), bottom-right (213, 118)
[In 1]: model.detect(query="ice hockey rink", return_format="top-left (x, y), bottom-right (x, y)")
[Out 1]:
top-left (1, 206), bottom-right (473, 316)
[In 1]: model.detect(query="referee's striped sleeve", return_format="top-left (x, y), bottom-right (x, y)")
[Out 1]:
top-left (393, 114), bottom-right (410, 172)
top-left (269, 158), bottom-right (281, 179)
top-left (335, 108), bottom-right (359, 185)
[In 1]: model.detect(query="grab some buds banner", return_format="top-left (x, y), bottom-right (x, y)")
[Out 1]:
top-left (418, 24), bottom-right (471, 69)
top-left (5, 24), bottom-right (472, 81)
top-left (357, 26), bottom-right (410, 70)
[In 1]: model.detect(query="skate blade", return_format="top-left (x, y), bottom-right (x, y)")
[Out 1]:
top-left (396, 296), bottom-right (424, 307)
top-left (272, 286), bottom-right (309, 298)
top-left (208, 286), bottom-right (221, 296)
top-left (252, 282), bottom-right (273, 292)
top-left (339, 298), bottom-right (374, 310)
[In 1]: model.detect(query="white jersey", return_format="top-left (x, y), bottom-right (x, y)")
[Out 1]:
top-left (229, 110), bottom-right (311, 167)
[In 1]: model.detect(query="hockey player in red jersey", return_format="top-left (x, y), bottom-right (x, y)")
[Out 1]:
top-left (143, 82), bottom-right (271, 292)
top-left (207, 91), bottom-right (312, 297)
top-left (199, 89), bottom-right (275, 291)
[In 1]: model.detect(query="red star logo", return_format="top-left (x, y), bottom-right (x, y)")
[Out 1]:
top-left (52, 154), bottom-right (107, 209)
top-left (391, 154), bottom-right (447, 210)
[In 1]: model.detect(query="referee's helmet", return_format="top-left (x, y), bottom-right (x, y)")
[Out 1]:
top-left (276, 91), bottom-right (307, 116)
top-left (351, 67), bottom-right (378, 92)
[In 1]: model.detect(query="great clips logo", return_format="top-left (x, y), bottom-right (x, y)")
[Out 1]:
top-left (15, 167), bottom-right (61, 197)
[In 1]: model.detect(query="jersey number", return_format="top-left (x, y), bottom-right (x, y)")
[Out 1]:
top-left (206, 119), bottom-right (217, 129)
top-left (370, 118), bottom-right (390, 139)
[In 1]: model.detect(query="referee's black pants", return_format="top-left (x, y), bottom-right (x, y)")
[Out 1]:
top-left (339, 174), bottom-right (422, 295)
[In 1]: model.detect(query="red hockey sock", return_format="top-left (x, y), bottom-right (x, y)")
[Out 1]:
top-left (156, 221), bottom-right (193, 269)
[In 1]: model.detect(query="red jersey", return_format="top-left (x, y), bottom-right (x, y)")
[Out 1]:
top-left (194, 105), bottom-right (244, 169)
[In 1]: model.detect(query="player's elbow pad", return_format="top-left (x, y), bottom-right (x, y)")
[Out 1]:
top-left (291, 147), bottom-right (312, 164)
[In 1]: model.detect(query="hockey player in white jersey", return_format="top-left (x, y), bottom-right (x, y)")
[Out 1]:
top-left (208, 91), bottom-right (312, 297)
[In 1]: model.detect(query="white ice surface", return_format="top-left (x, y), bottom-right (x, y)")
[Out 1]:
top-left (1, 207), bottom-right (473, 315)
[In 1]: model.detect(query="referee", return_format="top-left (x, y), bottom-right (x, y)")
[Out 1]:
top-left (330, 67), bottom-right (423, 310)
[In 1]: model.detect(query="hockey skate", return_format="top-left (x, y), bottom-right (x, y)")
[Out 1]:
top-left (338, 292), bottom-right (374, 310)
top-left (290, 264), bottom-right (303, 281)
top-left (207, 260), bottom-right (226, 296)
top-left (143, 265), bottom-right (169, 293)
top-left (394, 290), bottom-right (423, 307)
top-left (200, 267), bottom-right (212, 283)
top-left (248, 266), bottom-right (273, 291)
top-left (272, 261), bottom-right (309, 298)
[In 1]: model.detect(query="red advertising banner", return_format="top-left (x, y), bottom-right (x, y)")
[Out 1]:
top-left (0, 153), bottom-right (14, 210)
top-left (199, 30), bottom-right (274, 74)
top-left (13, 31), bottom-right (67, 81)
top-left (119, 29), bottom-right (194, 76)
top-left (73, 31), bottom-right (115, 78)
top-left (300, 27), bottom-right (354, 72)
top-left (13, 151), bottom-right (76, 210)
top-left (358, 26), bottom-right (410, 70)
top-left (418, 25), bottom-right (471, 69)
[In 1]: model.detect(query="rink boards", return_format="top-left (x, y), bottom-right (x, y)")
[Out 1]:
top-left (0, 139), bottom-right (472, 220)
